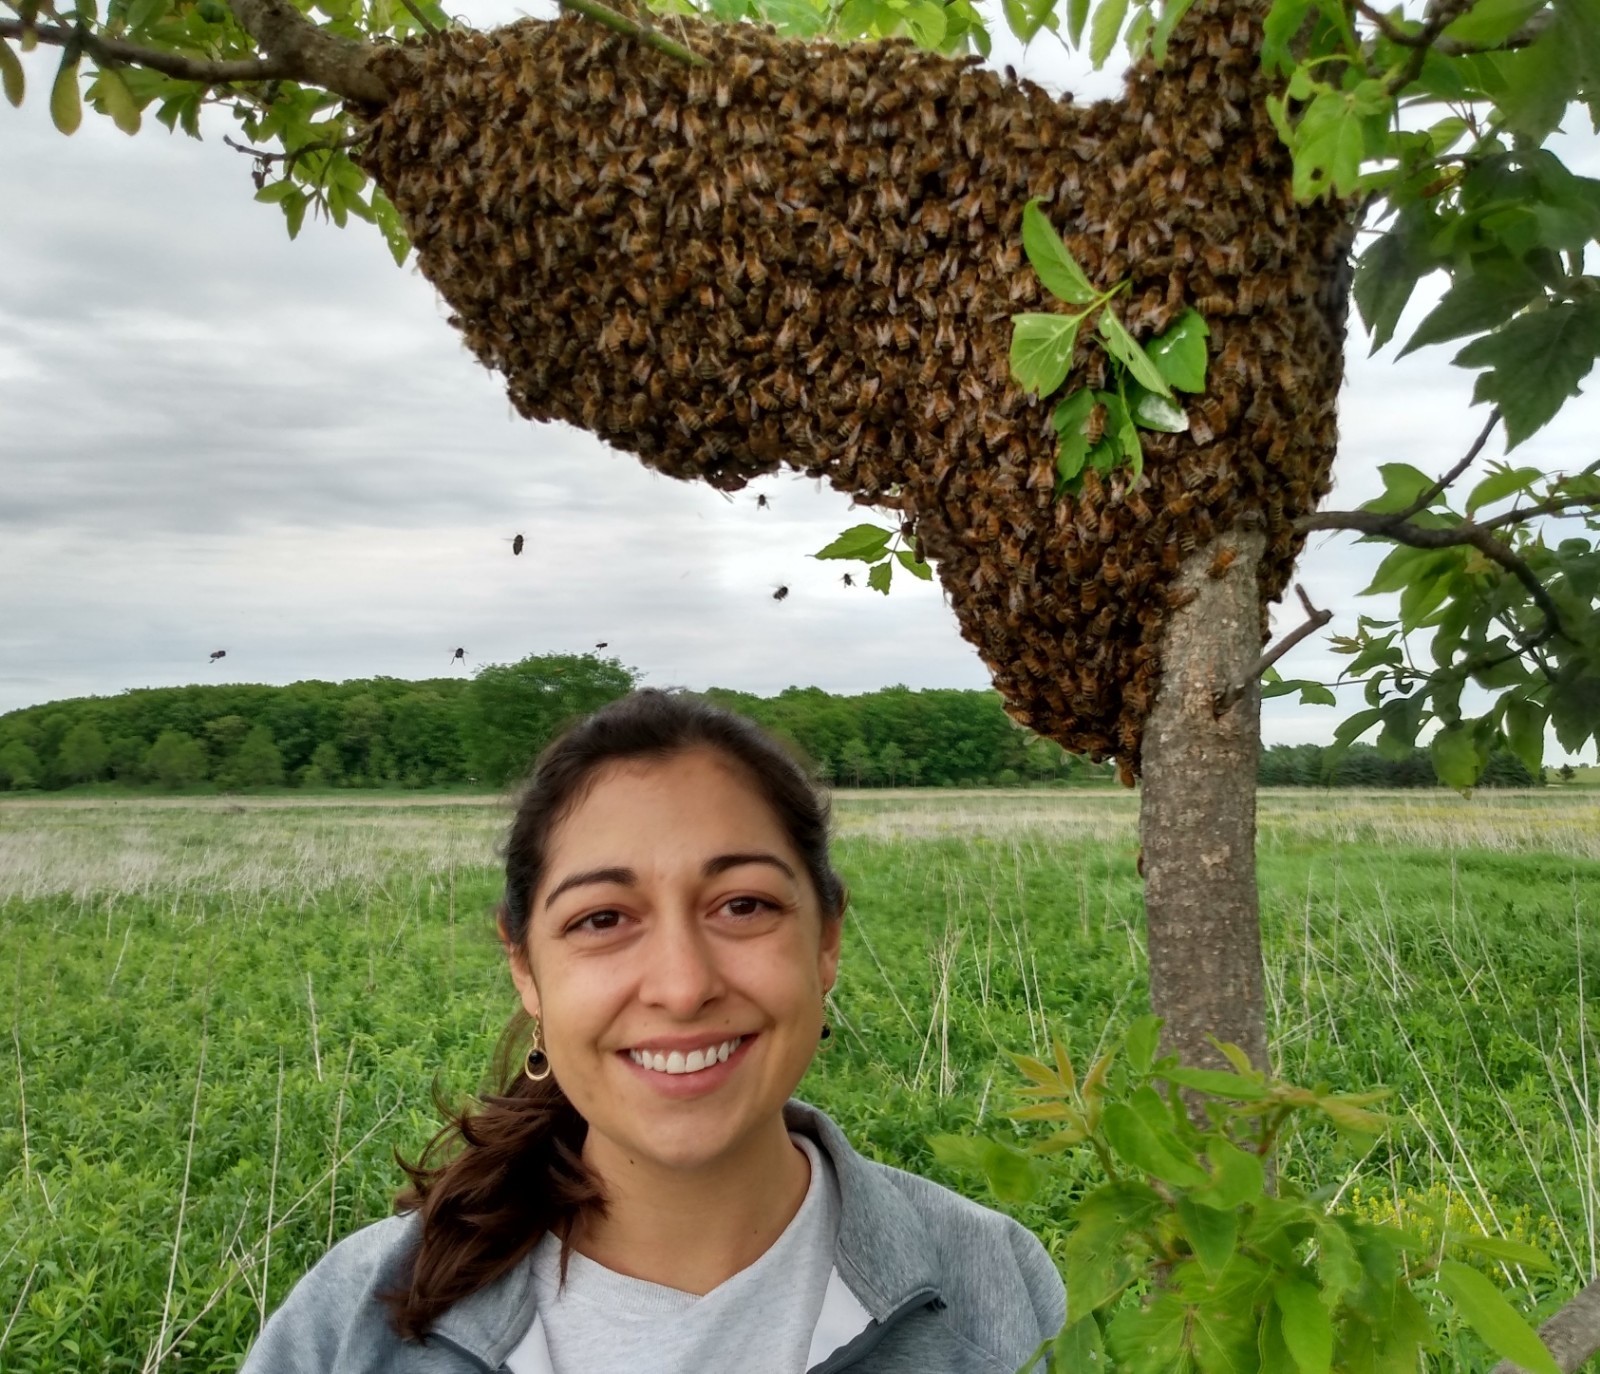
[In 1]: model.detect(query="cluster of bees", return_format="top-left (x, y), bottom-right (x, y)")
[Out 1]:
top-left (356, 0), bottom-right (1349, 764)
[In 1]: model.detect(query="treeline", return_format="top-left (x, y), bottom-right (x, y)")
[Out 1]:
top-left (1259, 741), bottom-right (1539, 788)
top-left (0, 656), bottom-right (1546, 794)
top-left (0, 656), bottom-right (1109, 793)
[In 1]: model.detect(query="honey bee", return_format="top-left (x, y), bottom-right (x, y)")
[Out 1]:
top-left (772, 584), bottom-right (789, 601)
top-left (1208, 545), bottom-right (1239, 579)
top-left (1084, 403), bottom-right (1108, 446)
top-left (841, 572), bottom-right (854, 587)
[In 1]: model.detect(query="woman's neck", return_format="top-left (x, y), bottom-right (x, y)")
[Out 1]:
top-left (571, 1117), bottom-right (811, 1295)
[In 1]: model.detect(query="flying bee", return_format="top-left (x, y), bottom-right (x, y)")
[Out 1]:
top-left (508, 533), bottom-right (525, 556)
top-left (756, 494), bottom-right (771, 509)
top-left (772, 584), bottom-right (789, 601)
top-left (208, 649), bottom-right (226, 664)
top-left (595, 641), bottom-right (608, 649)
top-left (449, 647), bottom-right (467, 667)
top-left (841, 572), bottom-right (854, 587)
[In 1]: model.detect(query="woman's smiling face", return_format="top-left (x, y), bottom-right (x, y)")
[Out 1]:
top-left (506, 746), bottom-right (841, 1176)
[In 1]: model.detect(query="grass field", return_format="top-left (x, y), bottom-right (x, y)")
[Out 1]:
top-left (2, 788), bottom-right (1598, 1371)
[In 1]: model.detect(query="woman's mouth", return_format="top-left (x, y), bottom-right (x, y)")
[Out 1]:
top-left (627, 1035), bottom-right (745, 1075)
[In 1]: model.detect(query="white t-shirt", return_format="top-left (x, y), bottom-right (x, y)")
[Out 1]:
top-left (507, 1133), bottom-right (843, 1374)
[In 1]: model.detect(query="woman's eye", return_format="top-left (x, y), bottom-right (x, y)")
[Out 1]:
top-left (724, 896), bottom-right (777, 918)
top-left (571, 909), bottom-right (624, 933)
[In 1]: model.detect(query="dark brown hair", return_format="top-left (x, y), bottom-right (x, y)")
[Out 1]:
top-left (381, 688), bottom-right (847, 1340)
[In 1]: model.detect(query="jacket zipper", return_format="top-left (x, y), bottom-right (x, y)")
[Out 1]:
top-left (807, 1286), bottom-right (942, 1374)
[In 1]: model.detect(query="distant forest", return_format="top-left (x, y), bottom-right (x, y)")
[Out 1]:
top-left (0, 654), bottom-right (1544, 793)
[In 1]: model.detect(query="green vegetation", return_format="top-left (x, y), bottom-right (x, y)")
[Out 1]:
top-left (1, 790), bottom-right (1595, 1370)
top-left (0, 666), bottom-right (1564, 798)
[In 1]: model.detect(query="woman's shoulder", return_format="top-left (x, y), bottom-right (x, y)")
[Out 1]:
top-left (240, 1213), bottom-right (421, 1373)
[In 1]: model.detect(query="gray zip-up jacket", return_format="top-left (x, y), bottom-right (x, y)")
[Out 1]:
top-left (241, 1101), bottom-right (1065, 1373)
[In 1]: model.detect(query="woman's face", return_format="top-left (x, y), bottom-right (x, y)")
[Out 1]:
top-left (505, 747), bottom-right (841, 1177)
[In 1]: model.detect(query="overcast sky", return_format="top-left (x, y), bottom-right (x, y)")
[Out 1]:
top-left (1, 2), bottom-right (1595, 757)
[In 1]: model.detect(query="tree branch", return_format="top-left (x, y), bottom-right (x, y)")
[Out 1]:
top-left (555, 0), bottom-right (707, 65)
top-left (1395, 409), bottom-right (1500, 523)
top-left (1351, 0), bottom-right (1554, 54)
top-left (0, 17), bottom-right (301, 84)
top-left (1490, 1273), bottom-right (1600, 1374)
top-left (1215, 584), bottom-right (1331, 716)
top-left (1299, 505), bottom-right (1570, 643)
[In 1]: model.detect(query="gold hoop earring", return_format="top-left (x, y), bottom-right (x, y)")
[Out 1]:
top-left (523, 1017), bottom-right (552, 1083)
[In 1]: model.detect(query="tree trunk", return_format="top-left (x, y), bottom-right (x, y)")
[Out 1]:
top-left (1139, 523), bottom-right (1270, 1074)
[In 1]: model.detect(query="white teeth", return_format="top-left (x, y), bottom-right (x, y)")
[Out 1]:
top-left (629, 1036), bottom-right (743, 1075)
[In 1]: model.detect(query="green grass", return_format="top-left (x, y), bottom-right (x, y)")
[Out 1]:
top-left (1, 789), bottom-right (1597, 1371)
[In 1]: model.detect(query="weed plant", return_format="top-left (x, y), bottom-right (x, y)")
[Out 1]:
top-left (0, 790), bottom-right (1595, 1370)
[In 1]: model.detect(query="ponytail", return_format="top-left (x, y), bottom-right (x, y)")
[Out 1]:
top-left (379, 1011), bottom-right (602, 1340)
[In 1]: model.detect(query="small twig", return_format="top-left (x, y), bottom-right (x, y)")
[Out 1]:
top-left (1352, 0), bottom-right (1554, 54)
top-left (327, 1041), bottom-right (356, 1249)
top-left (396, 0), bottom-right (441, 36)
top-left (259, 1049), bottom-right (284, 1333)
top-left (1396, 409), bottom-right (1500, 522)
top-left (1216, 584), bottom-right (1332, 716)
top-left (222, 132), bottom-right (364, 169)
top-left (556, 0), bottom-right (707, 66)
top-left (0, 1263), bottom-right (38, 1358)
top-left (305, 970), bottom-right (322, 1082)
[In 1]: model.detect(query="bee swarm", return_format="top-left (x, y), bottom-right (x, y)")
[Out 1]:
top-left (357, 2), bottom-right (1349, 764)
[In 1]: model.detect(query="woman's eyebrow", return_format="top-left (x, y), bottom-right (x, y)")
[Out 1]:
top-left (703, 851), bottom-right (796, 882)
top-left (544, 852), bottom-right (797, 909)
top-left (544, 865), bottom-right (634, 909)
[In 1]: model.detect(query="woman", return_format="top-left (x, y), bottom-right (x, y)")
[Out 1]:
top-left (242, 689), bottom-right (1065, 1373)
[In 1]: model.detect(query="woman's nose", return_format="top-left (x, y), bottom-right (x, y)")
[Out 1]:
top-left (639, 914), bottom-right (726, 1015)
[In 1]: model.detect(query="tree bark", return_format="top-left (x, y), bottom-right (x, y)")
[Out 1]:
top-left (1139, 523), bottom-right (1270, 1074)
top-left (1490, 1273), bottom-right (1600, 1374)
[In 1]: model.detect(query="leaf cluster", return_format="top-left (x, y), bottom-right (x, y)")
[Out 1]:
top-left (811, 522), bottom-right (934, 594)
top-left (934, 1019), bottom-right (1563, 1374)
top-left (1009, 200), bottom-right (1210, 496)
top-left (1314, 460), bottom-right (1600, 787)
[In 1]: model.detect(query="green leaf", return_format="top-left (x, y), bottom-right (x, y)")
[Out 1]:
top-left (1274, 1276), bottom-right (1334, 1374)
top-left (1364, 462), bottom-right (1438, 516)
top-left (1162, 1067), bottom-right (1270, 1099)
top-left (1299, 682), bottom-right (1337, 706)
top-left (49, 50), bottom-right (81, 134)
top-left (814, 524), bottom-right (894, 561)
top-left (1000, 0), bottom-right (1048, 42)
top-left (1467, 464), bottom-right (1542, 513)
top-left (0, 38), bottom-right (23, 107)
top-left (1126, 1013), bottom-right (1163, 1073)
top-left (1502, 697), bottom-right (1547, 778)
top-left (1261, 0), bottom-right (1315, 72)
top-left (1021, 200), bottom-right (1097, 306)
top-left (1010, 312), bottom-right (1084, 396)
top-left (927, 1134), bottom-right (1040, 1203)
top-left (1177, 1196), bottom-right (1238, 1277)
top-left (900, 0), bottom-right (947, 43)
top-left (1356, 228), bottom-right (1433, 355)
top-left (1052, 1315), bottom-right (1107, 1370)
top-left (1151, 0), bottom-right (1194, 61)
top-left (1067, 1182), bottom-right (1162, 1318)
top-left (1442, 0), bottom-right (1546, 46)
top-left (867, 560), bottom-right (893, 595)
top-left (1400, 259), bottom-right (1545, 356)
top-left (1106, 1289), bottom-right (1188, 1368)
top-left (1123, 3), bottom-right (1152, 54)
top-left (1053, 388), bottom-right (1097, 485)
top-left (1067, 0), bottom-right (1091, 43)
top-left (93, 65), bottom-right (141, 134)
top-left (1430, 723), bottom-right (1483, 788)
top-left (1455, 298), bottom-right (1600, 448)
top-left (1099, 311), bottom-right (1173, 396)
top-left (1196, 1135), bottom-right (1266, 1209)
top-left (1436, 1260), bottom-right (1560, 1374)
top-left (1145, 308), bottom-right (1210, 392)
top-left (1293, 89), bottom-right (1371, 199)
top-left (1102, 1102), bottom-right (1209, 1186)
top-left (1089, 0), bottom-right (1130, 67)
top-left (1453, 1232), bottom-right (1556, 1272)
top-left (895, 548), bottom-right (932, 580)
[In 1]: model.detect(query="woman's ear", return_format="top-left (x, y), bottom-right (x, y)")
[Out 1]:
top-left (818, 911), bottom-right (843, 997)
top-left (497, 905), bottom-right (542, 1019)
